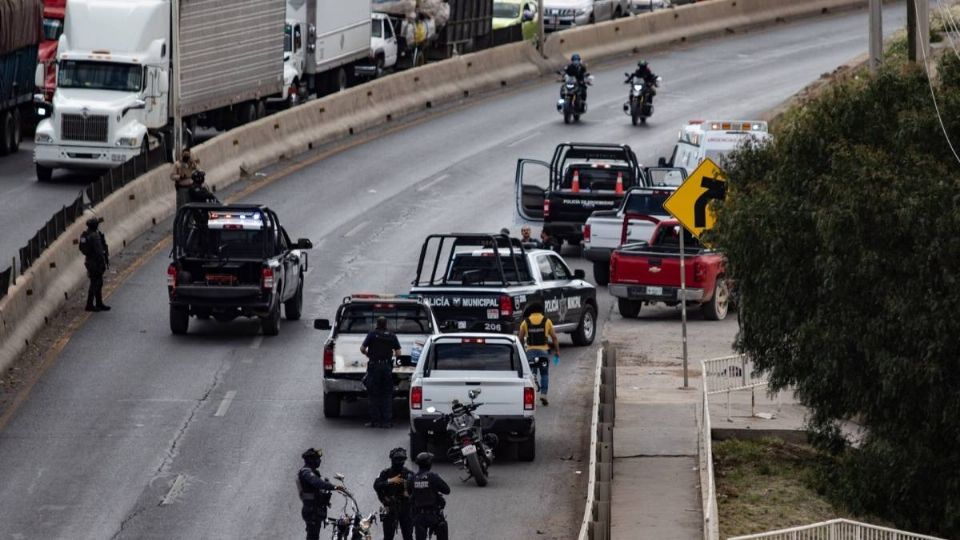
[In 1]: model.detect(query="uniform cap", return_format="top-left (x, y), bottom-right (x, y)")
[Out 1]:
top-left (415, 452), bottom-right (434, 467)
top-left (302, 447), bottom-right (323, 461)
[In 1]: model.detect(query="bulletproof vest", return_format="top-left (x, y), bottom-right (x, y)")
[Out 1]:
top-left (411, 471), bottom-right (439, 509)
top-left (525, 316), bottom-right (548, 347)
top-left (79, 231), bottom-right (92, 256)
top-left (367, 331), bottom-right (396, 361)
top-left (381, 467), bottom-right (409, 502)
top-left (297, 468), bottom-right (332, 508)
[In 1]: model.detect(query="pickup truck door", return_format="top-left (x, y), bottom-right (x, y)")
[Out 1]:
top-left (548, 253), bottom-right (585, 326)
top-left (515, 159), bottom-right (551, 223)
top-left (534, 254), bottom-right (581, 327)
top-left (278, 227), bottom-right (299, 301)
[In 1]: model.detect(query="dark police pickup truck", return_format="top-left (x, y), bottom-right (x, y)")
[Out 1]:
top-left (167, 204), bottom-right (312, 336)
top-left (409, 233), bottom-right (597, 345)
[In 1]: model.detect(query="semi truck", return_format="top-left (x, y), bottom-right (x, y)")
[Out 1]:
top-left (0, 0), bottom-right (43, 156)
top-left (33, 0), bottom-right (285, 181)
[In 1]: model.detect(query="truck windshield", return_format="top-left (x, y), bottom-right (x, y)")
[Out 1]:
top-left (624, 192), bottom-right (670, 215)
top-left (653, 224), bottom-right (700, 249)
top-left (429, 342), bottom-right (517, 371)
top-left (181, 228), bottom-right (267, 259)
top-left (493, 2), bottom-right (521, 18)
top-left (337, 304), bottom-right (434, 334)
top-left (58, 61), bottom-right (143, 92)
top-left (43, 18), bottom-right (63, 41)
top-left (371, 19), bottom-right (382, 38)
top-left (446, 254), bottom-right (532, 283)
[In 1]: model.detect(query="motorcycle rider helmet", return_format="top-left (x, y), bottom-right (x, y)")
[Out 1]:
top-left (571, 53), bottom-right (581, 64)
top-left (638, 60), bottom-right (648, 69)
top-left (191, 169), bottom-right (206, 184)
top-left (302, 447), bottom-right (323, 466)
top-left (415, 452), bottom-right (434, 469)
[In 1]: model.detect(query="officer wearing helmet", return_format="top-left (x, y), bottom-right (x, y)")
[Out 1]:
top-left (564, 53), bottom-right (590, 101)
top-left (187, 170), bottom-right (219, 204)
top-left (79, 216), bottom-right (110, 312)
top-left (407, 452), bottom-right (451, 540)
top-left (297, 447), bottom-right (344, 540)
top-left (374, 447), bottom-right (415, 540)
top-left (626, 60), bottom-right (659, 103)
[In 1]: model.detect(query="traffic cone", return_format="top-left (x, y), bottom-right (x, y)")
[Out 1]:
top-left (615, 171), bottom-right (624, 195)
top-left (572, 170), bottom-right (581, 193)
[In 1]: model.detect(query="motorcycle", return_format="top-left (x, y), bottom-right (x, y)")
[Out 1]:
top-left (426, 388), bottom-right (499, 487)
top-left (622, 74), bottom-right (661, 125)
top-left (325, 474), bottom-right (377, 540)
top-left (556, 73), bottom-right (592, 124)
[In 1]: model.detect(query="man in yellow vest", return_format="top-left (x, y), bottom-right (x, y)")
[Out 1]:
top-left (518, 302), bottom-right (560, 406)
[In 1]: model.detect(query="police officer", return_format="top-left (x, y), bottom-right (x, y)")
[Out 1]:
top-left (518, 302), bottom-right (560, 405)
top-left (564, 53), bottom-right (590, 102)
top-left (407, 452), bottom-right (450, 540)
top-left (187, 170), bottom-right (219, 204)
top-left (79, 217), bottom-right (110, 312)
top-left (360, 316), bottom-right (401, 428)
top-left (297, 447), bottom-right (344, 540)
top-left (626, 60), bottom-right (659, 104)
top-left (374, 447), bottom-right (415, 540)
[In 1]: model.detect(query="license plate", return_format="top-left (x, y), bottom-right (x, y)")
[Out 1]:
top-left (487, 308), bottom-right (499, 320)
top-left (111, 154), bottom-right (126, 162)
top-left (461, 445), bottom-right (477, 456)
top-left (646, 286), bottom-right (663, 296)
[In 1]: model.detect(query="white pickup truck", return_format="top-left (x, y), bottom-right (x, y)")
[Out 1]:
top-left (408, 334), bottom-right (538, 461)
top-left (582, 185), bottom-right (679, 285)
top-left (314, 294), bottom-right (440, 418)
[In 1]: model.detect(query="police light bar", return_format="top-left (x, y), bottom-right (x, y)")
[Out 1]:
top-left (347, 293), bottom-right (422, 301)
top-left (706, 120), bottom-right (768, 132)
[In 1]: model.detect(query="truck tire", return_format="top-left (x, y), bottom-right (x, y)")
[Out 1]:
top-left (261, 301), bottom-right (281, 336)
top-left (571, 304), bottom-right (597, 346)
top-left (410, 430), bottom-right (428, 457)
top-left (36, 164), bottom-right (53, 182)
top-left (284, 281), bottom-right (303, 321)
top-left (323, 392), bottom-right (342, 418)
top-left (170, 305), bottom-right (189, 335)
top-left (466, 452), bottom-right (488, 487)
top-left (255, 100), bottom-right (267, 121)
top-left (593, 261), bottom-right (610, 286)
top-left (335, 67), bottom-right (349, 92)
top-left (517, 435), bottom-right (536, 462)
top-left (0, 111), bottom-right (12, 155)
top-left (618, 298), bottom-right (641, 318)
top-left (703, 278), bottom-right (730, 321)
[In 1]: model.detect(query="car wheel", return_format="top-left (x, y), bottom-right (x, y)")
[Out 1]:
top-left (618, 298), bottom-right (641, 318)
top-left (261, 301), bottom-right (281, 336)
top-left (593, 261), bottom-right (610, 286)
top-left (571, 304), bottom-right (597, 346)
top-left (284, 281), bottom-right (303, 321)
top-left (410, 430), bottom-right (428, 456)
top-left (170, 305), bottom-right (189, 335)
top-left (36, 164), bottom-right (53, 182)
top-left (517, 434), bottom-right (536, 462)
top-left (703, 278), bottom-right (730, 321)
top-left (323, 392), bottom-right (342, 418)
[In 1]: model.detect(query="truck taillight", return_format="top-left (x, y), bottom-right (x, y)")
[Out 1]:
top-left (167, 264), bottom-right (177, 289)
top-left (499, 295), bottom-right (513, 318)
top-left (693, 262), bottom-right (705, 283)
top-left (583, 224), bottom-right (591, 243)
top-left (524, 387), bottom-right (535, 410)
top-left (543, 198), bottom-right (550, 218)
top-left (411, 386), bottom-right (423, 410)
top-left (323, 344), bottom-right (334, 371)
top-left (261, 267), bottom-right (275, 289)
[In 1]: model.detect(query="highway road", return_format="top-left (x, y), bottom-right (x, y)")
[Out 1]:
top-left (0, 6), bottom-right (908, 539)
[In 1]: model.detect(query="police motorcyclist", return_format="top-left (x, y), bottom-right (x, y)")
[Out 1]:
top-left (360, 316), bottom-right (402, 428)
top-left (407, 452), bottom-right (450, 540)
top-left (626, 60), bottom-right (658, 103)
top-left (187, 170), bottom-right (219, 204)
top-left (518, 302), bottom-right (559, 405)
top-left (79, 217), bottom-right (110, 312)
top-left (297, 447), bottom-right (344, 540)
top-left (563, 53), bottom-right (590, 102)
top-left (374, 447), bottom-right (415, 540)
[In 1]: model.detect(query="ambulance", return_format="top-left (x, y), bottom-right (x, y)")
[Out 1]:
top-left (660, 120), bottom-right (772, 172)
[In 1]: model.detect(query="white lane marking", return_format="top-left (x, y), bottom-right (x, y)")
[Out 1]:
top-left (214, 391), bottom-right (237, 417)
top-left (250, 335), bottom-right (263, 349)
top-left (506, 131), bottom-right (541, 147)
top-left (161, 474), bottom-right (186, 505)
top-left (343, 220), bottom-right (370, 238)
top-left (416, 173), bottom-right (450, 192)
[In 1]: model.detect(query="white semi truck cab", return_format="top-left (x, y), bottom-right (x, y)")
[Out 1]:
top-left (34, 0), bottom-right (169, 181)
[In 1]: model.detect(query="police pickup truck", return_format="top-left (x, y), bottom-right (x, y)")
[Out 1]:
top-left (409, 233), bottom-right (597, 345)
top-left (167, 204), bottom-right (312, 336)
top-left (313, 294), bottom-right (440, 418)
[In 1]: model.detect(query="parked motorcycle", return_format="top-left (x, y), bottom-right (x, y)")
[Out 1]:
top-left (557, 73), bottom-right (593, 124)
top-left (426, 389), bottom-right (499, 487)
top-left (325, 474), bottom-right (377, 540)
top-left (622, 74), bottom-right (661, 125)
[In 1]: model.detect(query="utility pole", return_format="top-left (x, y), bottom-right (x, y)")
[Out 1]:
top-left (537, 0), bottom-right (545, 56)
top-left (869, 0), bottom-right (882, 71)
top-left (907, 0), bottom-right (917, 62)
top-left (907, 0), bottom-right (930, 64)
top-left (172, 0), bottom-right (182, 157)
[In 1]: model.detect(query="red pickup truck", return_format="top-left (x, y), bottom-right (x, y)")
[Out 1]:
top-left (608, 219), bottom-right (731, 320)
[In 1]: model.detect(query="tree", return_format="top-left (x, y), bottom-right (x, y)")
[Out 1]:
top-left (711, 55), bottom-right (960, 536)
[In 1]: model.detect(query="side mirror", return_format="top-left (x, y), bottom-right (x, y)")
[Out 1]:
top-left (35, 63), bottom-right (45, 88)
top-left (297, 238), bottom-right (313, 249)
top-left (335, 473), bottom-right (345, 481)
top-left (574, 269), bottom-right (586, 280)
top-left (314, 319), bottom-right (331, 330)
top-left (468, 388), bottom-right (481, 400)
top-left (158, 70), bottom-right (170, 93)
top-left (426, 406), bottom-right (437, 414)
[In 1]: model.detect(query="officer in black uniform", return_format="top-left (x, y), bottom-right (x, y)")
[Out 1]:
top-left (360, 316), bottom-right (401, 428)
top-left (187, 170), bottom-right (219, 204)
top-left (374, 447), bottom-right (415, 540)
top-left (297, 447), bottom-right (343, 540)
top-left (79, 217), bottom-right (110, 312)
top-left (407, 452), bottom-right (450, 540)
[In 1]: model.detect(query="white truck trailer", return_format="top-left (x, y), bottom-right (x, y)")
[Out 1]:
top-left (33, 0), bottom-right (285, 181)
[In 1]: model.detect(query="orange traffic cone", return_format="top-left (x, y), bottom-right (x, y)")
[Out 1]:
top-left (572, 170), bottom-right (581, 193)
top-left (615, 171), bottom-right (624, 195)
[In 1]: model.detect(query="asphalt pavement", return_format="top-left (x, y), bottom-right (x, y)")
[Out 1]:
top-left (0, 5), bottom-right (909, 539)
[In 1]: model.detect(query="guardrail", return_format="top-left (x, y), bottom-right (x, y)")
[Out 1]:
top-left (703, 354), bottom-right (777, 422)
top-left (728, 518), bottom-right (946, 540)
top-left (578, 344), bottom-right (616, 540)
top-left (700, 358), bottom-right (721, 540)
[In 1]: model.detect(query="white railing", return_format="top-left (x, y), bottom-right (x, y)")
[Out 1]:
top-left (728, 518), bottom-right (946, 540)
top-left (700, 369), bottom-right (720, 540)
top-left (577, 347), bottom-right (605, 540)
top-left (702, 354), bottom-right (777, 422)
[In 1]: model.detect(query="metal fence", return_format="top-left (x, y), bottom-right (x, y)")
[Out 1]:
top-left (701, 360), bottom-right (721, 540)
top-left (0, 140), bottom-right (168, 300)
top-left (728, 519), bottom-right (946, 540)
top-left (702, 354), bottom-right (777, 422)
top-left (578, 345), bottom-right (616, 540)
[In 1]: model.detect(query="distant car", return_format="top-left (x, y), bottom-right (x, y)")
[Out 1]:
top-left (629, 0), bottom-right (670, 13)
top-left (541, 0), bottom-right (628, 31)
top-left (493, 0), bottom-right (539, 41)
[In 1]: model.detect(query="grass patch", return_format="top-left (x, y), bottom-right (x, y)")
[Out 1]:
top-left (713, 438), bottom-right (888, 538)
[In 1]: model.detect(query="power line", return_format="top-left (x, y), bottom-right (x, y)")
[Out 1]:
top-left (915, 0), bottom-right (960, 166)
top-left (935, 0), bottom-right (960, 62)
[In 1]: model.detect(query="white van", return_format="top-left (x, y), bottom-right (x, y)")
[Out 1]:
top-left (661, 120), bottom-right (772, 172)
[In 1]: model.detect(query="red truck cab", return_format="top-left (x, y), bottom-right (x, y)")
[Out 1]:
top-left (38, 0), bottom-right (65, 104)
top-left (608, 219), bottom-right (731, 320)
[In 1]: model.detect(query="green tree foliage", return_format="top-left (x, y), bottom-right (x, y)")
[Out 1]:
top-left (712, 56), bottom-right (960, 536)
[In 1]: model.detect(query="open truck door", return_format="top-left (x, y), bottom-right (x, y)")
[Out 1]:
top-left (644, 167), bottom-right (687, 188)
top-left (514, 159), bottom-right (550, 224)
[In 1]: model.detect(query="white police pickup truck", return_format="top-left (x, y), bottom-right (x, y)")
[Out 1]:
top-left (408, 334), bottom-right (539, 461)
top-left (314, 294), bottom-right (440, 418)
